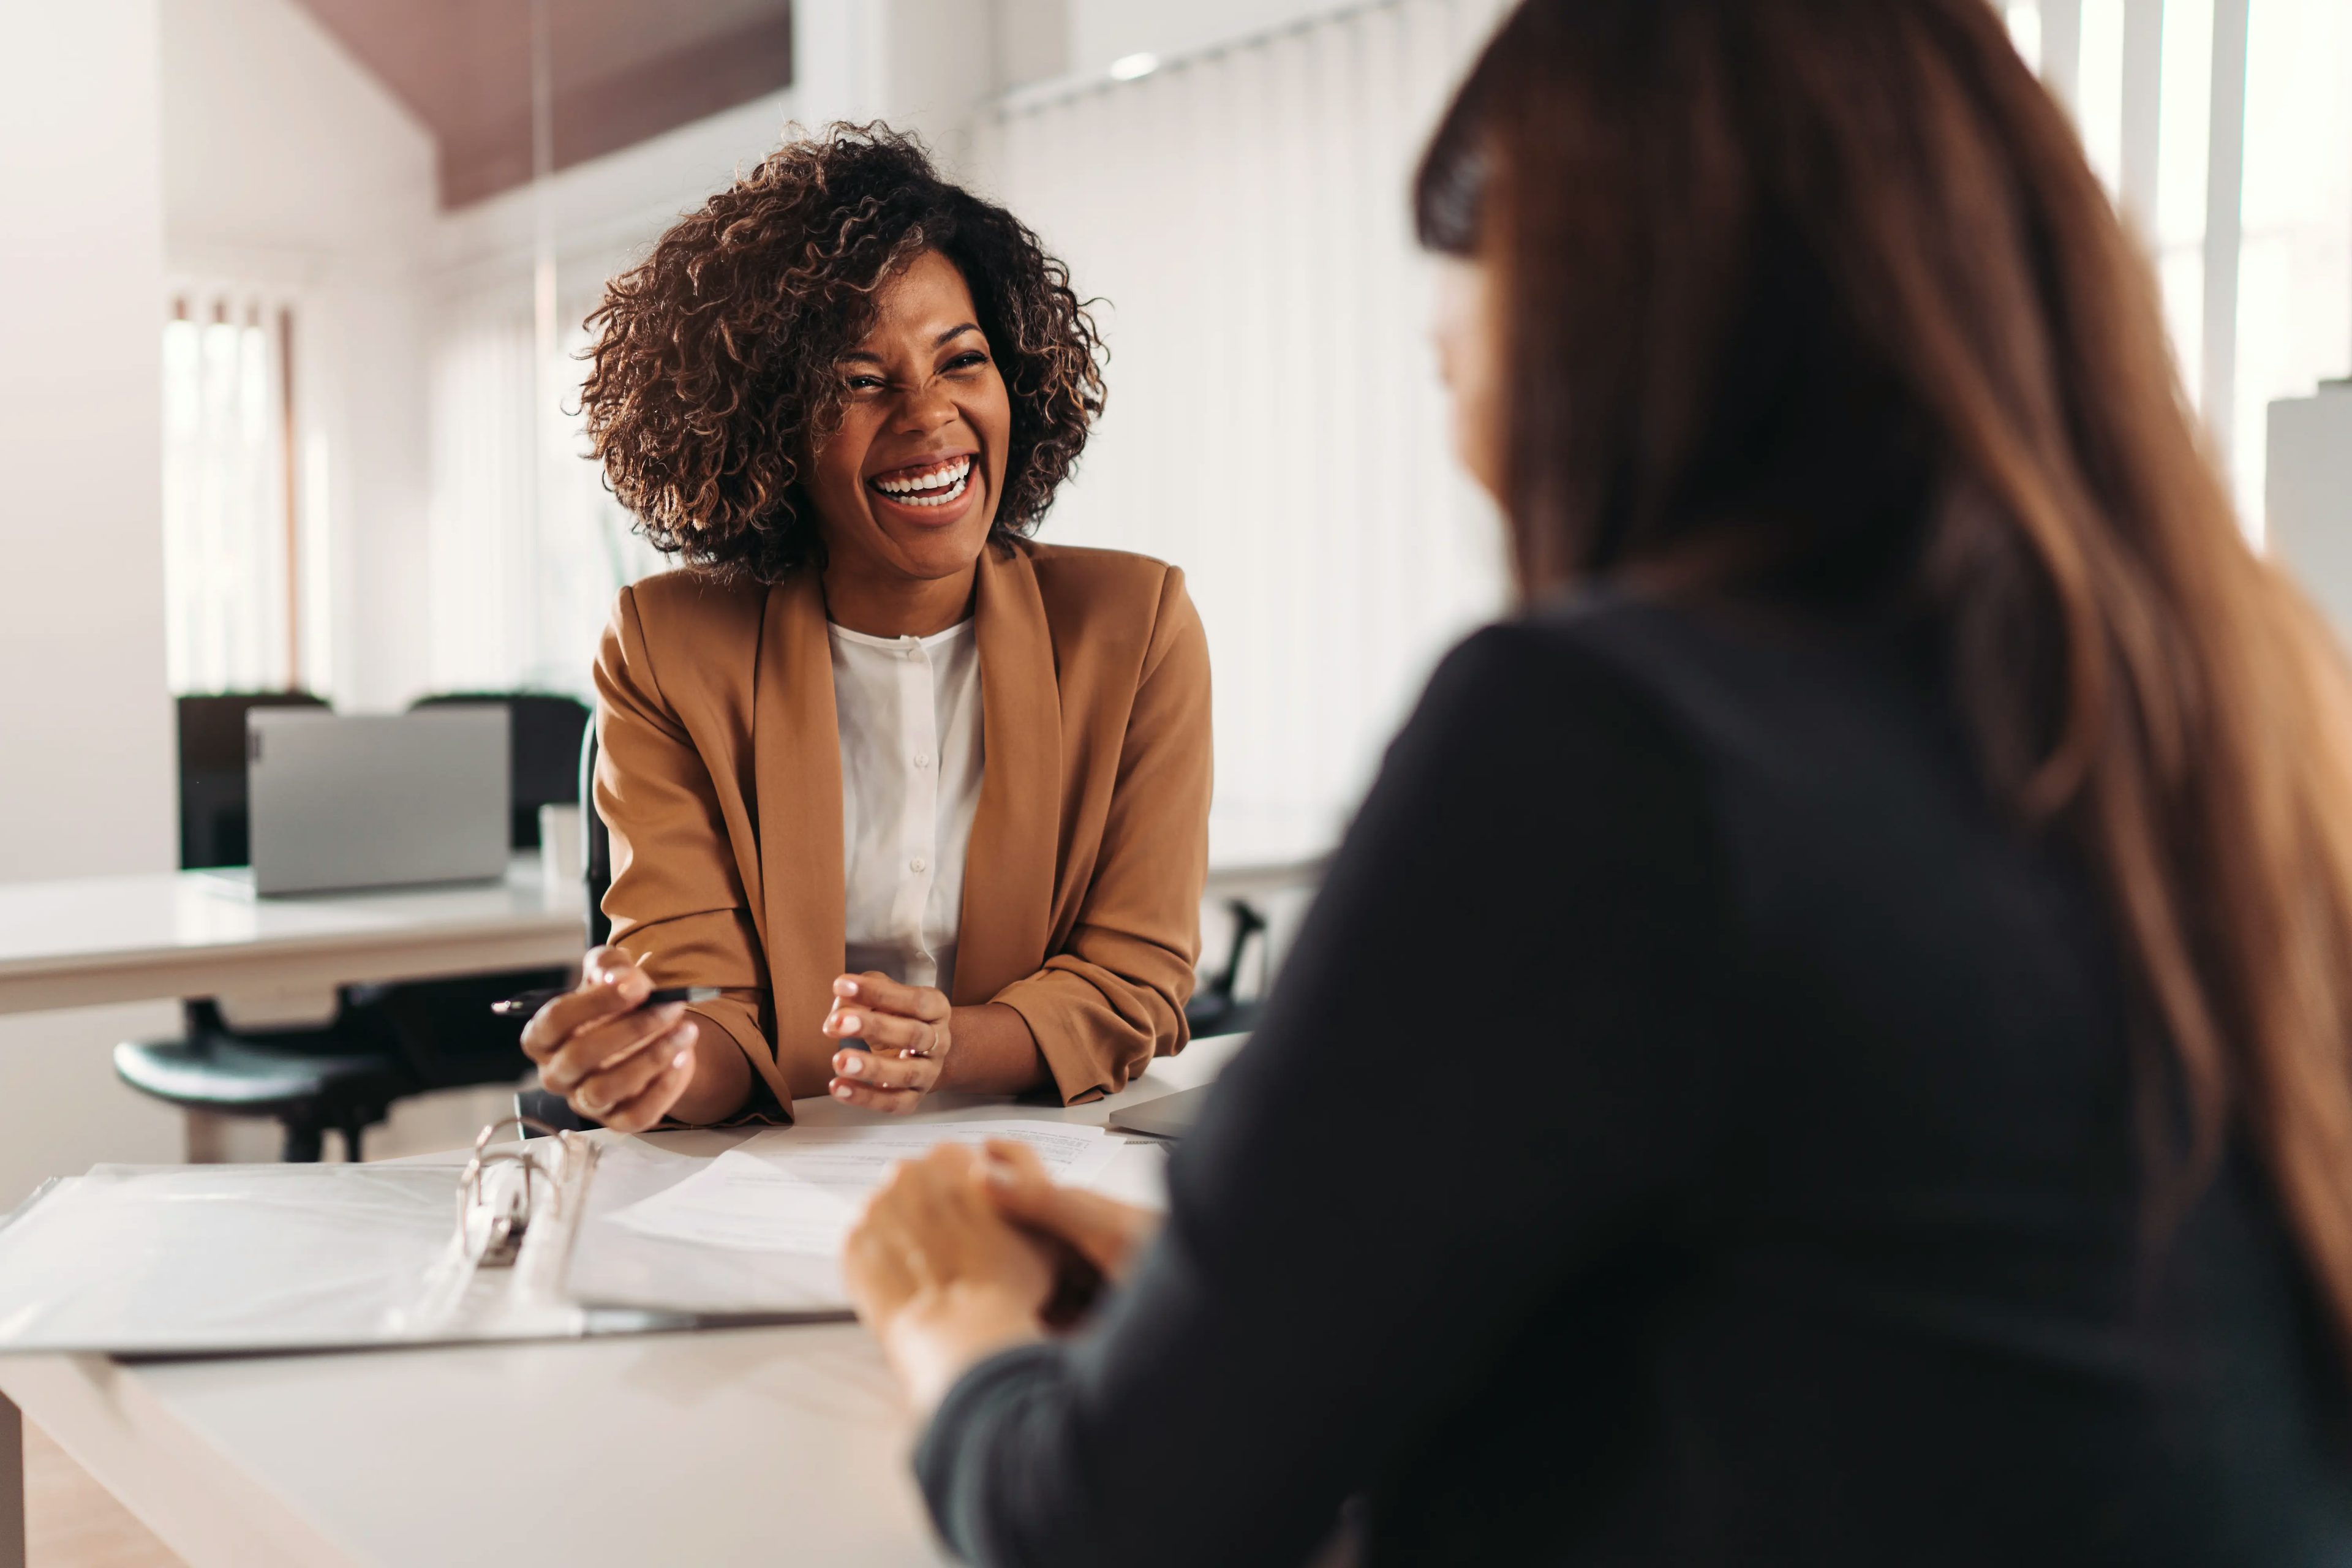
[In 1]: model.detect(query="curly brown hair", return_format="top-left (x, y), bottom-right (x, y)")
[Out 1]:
top-left (579, 123), bottom-right (1106, 581)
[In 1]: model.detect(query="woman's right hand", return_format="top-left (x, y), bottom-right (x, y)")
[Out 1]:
top-left (979, 1139), bottom-right (1162, 1287)
top-left (518, 946), bottom-right (700, 1133)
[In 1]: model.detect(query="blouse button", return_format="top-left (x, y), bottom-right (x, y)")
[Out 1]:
top-left (913, 751), bottom-right (933, 769)
top-left (910, 856), bottom-right (927, 873)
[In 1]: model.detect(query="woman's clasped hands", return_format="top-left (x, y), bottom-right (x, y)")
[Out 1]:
top-left (823, 971), bottom-right (958, 1110)
top-left (844, 1138), bottom-right (1161, 1412)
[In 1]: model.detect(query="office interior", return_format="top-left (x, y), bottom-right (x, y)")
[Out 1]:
top-left (0, 0), bottom-right (2350, 1562)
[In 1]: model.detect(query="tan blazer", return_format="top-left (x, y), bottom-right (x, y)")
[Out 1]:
top-left (592, 540), bottom-right (1211, 1117)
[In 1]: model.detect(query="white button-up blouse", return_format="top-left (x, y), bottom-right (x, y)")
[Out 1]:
top-left (829, 618), bottom-right (984, 994)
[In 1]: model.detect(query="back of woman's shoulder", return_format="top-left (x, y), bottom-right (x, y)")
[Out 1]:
top-left (1515, 588), bottom-right (1907, 733)
top-left (1439, 592), bottom-right (1704, 700)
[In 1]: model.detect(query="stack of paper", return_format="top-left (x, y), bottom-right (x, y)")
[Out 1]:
top-left (603, 1121), bottom-right (1120, 1254)
top-left (565, 1120), bottom-right (1151, 1318)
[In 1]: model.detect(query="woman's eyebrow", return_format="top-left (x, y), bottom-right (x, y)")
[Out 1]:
top-left (837, 324), bottom-right (981, 366)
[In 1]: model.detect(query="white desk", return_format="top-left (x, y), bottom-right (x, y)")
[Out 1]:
top-left (0, 856), bottom-right (586, 1017)
top-left (0, 1034), bottom-right (1245, 1568)
top-left (0, 833), bottom-right (1325, 1023)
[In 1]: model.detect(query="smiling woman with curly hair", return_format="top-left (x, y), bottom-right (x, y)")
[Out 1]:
top-left (519, 124), bottom-right (1212, 1130)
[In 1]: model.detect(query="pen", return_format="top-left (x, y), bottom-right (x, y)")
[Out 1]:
top-left (489, 984), bottom-right (721, 1018)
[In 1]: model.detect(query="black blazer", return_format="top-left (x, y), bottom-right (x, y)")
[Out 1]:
top-left (916, 592), bottom-right (2352, 1567)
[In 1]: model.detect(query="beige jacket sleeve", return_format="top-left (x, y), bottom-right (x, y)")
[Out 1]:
top-left (592, 587), bottom-right (783, 1111)
top-left (995, 570), bottom-right (1213, 1102)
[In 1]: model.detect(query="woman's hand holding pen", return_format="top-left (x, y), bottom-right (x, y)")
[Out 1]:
top-left (519, 946), bottom-right (701, 1133)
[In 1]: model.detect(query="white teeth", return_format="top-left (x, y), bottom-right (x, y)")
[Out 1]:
top-left (886, 470), bottom-right (970, 508)
top-left (873, 456), bottom-right (973, 496)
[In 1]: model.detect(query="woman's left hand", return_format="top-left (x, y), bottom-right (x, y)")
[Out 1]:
top-left (845, 1142), bottom-right (1055, 1412)
top-left (824, 971), bottom-right (957, 1110)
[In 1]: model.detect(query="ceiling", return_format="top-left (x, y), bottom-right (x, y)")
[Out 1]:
top-left (290, 0), bottom-right (794, 208)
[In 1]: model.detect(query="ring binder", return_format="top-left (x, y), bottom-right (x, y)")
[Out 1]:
top-left (401, 1114), bottom-right (610, 1339)
top-left (455, 1115), bottom-right (565, 1267)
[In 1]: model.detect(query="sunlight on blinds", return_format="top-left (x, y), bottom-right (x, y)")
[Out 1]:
top-left (978, 0), bottom-right (1514, 850)
top-left (161, 290), bottom-right (294, 695)
top-left (2234, 0), bottom-right (2352, 537)
top-left (2003, 0), bottom-right (2350, 536)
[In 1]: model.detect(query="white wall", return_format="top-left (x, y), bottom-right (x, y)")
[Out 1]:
top-left (433, 90), bottom-right (802, 296)
top-left (0, 0), bottom-right (189, 1204)
top-left (0, 4), bottom-right (176, 883)
top-left (160, 0), bottom-right (439, 710)
top-left (790, 0), bottom-right (1002, 173)
top-left (1066, 0), bottom-right (1362, 78)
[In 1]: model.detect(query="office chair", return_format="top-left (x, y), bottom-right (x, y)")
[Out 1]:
top-left (1185, 899), bottom-right (1272, 1038)
top-left (358, 693), bottom-right (590, 1080)
top-left (116, 693), bottom-right (585, 1161)
top-left (410, 692), bottom-right (592, 849)
top-left (582, 717), bottom-right (612, 947)
top-left (518, 722), bottom-right (609, 1136)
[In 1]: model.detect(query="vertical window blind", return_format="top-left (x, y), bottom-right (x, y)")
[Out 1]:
top-left (426, 287), bottom-right (664, 699)
top-left (978, 0), bottom-right (1515, 850)
top-left (161, 286), bottom-right (303, 695)
top-left (2008, 0), bottom-right (2352, 537)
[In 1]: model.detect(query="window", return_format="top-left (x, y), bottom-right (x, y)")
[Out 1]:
top-left (160, 286), bottom-right (327, 693)
top-left (2006, 1), bottom-right (2352, 538)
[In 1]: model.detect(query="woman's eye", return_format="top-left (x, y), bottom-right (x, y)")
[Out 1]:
top-left (947, 352), bottom-right (988, 372)
top-left (845, 375), bottom-right (885, 391)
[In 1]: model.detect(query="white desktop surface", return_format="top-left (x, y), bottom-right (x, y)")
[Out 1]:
top-left (0, 1035), bottom-right (1245, 1568)
top-left (0, 825), bottom-right (1324, 1022)
top-left (0, 855), bottom-right (584, 1017)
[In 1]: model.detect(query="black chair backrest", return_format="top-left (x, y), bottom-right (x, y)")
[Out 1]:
top-left (176, 691), bottom-right (331, 869)
top-left (580, 720), bottom-right (612, 948)
top-left (412, 692), bottom-right (592, 849)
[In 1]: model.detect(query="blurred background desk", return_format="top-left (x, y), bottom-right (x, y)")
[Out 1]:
top-left (0, 856), bottom-right (583, 1019)
top-left (0, 1033), bottom-right (1247, 1568)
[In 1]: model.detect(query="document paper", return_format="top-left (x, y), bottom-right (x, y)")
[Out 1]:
top-left (600, 1121), bottom-right (1122, 1256)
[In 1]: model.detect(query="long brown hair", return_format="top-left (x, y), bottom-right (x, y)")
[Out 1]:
top-left (1422, 0), bottom-right (2352, 1358)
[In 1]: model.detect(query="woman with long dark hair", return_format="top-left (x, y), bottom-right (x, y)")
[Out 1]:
top-left (843, 2), bottom-right (2352, 1561)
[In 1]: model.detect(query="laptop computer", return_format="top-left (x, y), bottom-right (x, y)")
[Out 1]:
top-left (243, 709), bottom-right (511, 895)
top-left (1107, 1084), bottom-right (1214, 1140)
